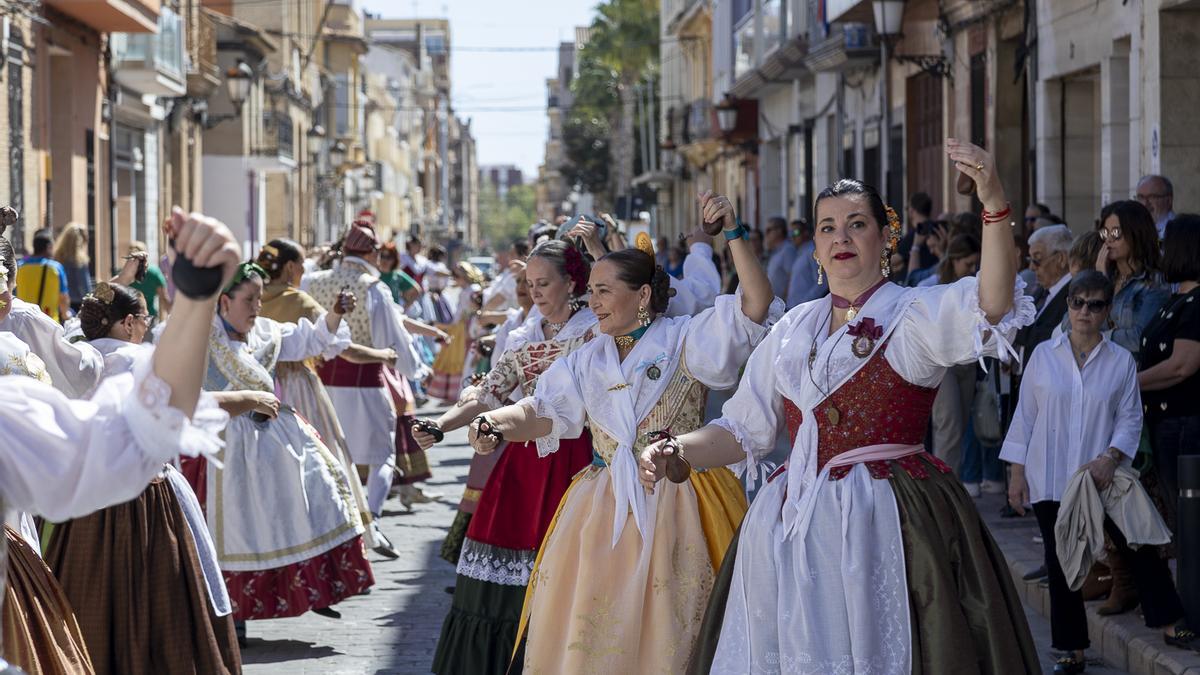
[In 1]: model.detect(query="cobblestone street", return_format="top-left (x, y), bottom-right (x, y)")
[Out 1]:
top-left (242, 404), bottom-right (468, 675)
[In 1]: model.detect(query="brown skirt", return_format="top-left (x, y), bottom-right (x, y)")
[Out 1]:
top-left (43, 478), bottom-right (241, 675)
top-left (688, 457), bottom-right (1039, 674)
top-left (2, 525), bottom-right (94, 675)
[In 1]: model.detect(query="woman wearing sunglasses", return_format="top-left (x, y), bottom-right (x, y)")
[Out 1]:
top-left (1003, 270), bottom-right (1195, 673)
top-left (1095, 200), bottom-right (1170, 357)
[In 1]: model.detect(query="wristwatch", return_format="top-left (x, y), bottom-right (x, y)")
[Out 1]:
top-left (1104, 448), bottom-right (1123, 463)
top-left (723, 223), bottom-right (749, 241)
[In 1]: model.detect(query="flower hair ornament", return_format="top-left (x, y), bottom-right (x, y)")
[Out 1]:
top-left (256, 244), bottom-right (281, 272)
top-left (91, 281), bottom-right (116, 305)
top-left (561, 241), bottom-right (590, 293)
top-left (883, 205), bottom-right (902, 251)
top-left (634, 232), bottom-right (656, 258)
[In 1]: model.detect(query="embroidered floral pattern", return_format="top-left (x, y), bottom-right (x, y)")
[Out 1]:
top-left (224, 536), bottom-right (373, 621)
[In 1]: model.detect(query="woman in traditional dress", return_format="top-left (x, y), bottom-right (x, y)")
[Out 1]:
top-left (196, 262), bottom-right (374, 628)
top-left (439, 269), bottom-right (534, 566)
top-left (0, 208), bottom-right (240, 674)
top-left (256, 238), bottom-right (410, 557)
top-left (44, 282), bottom-right (240, 674)
top-left (641, 142), bottom-right (1041, 673)
top-left (412, 240), bottom-right (596, 674)
top-left (459, 193), bottom-right (779, 673)
top-left (426, 262), bottom-right (485, 402)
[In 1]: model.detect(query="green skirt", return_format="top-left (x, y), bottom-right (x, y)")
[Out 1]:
top-left (431, 574), bottom-right (524, 674)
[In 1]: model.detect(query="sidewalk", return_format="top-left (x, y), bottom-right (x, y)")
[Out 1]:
top-left (978, 492), bottom-right (1200, 674)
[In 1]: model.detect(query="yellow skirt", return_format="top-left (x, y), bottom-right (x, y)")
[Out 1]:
top-left (518, 466), bottom-right (746, 674)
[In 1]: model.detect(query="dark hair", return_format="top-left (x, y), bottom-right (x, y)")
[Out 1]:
top-left (816, 179), bottom-right (889, 233)
top-left (1034, 203), bottom-right (1052, 216)
top-left (528, 239), bottom-right (590, 295)
top-left (598, 248), bottom-right (672, 314)
top-left (1161, 214), bottom-right (1200, 284)
top-left (256, 238), bottom-right (304, 281)
top-left (1098, 200), bottom-right (1160, 275)
top-left (952, 211), bottom-right (982, 240)
top-left (937, 233), bottom-right (981, 284)
top-left (0, 236), bottom-right (15, 285)
top-left (909, 192), bottom-right (933, 218)
top-left (32, 228), bottom-right (53, 255)
top-left (0, 206), bottom-right (17, 238)
top-left (512, 239), bottom-right (530, 258)
top-left (1068, 269), bottom-right (1115, 304)
top-left (427, 245), bottom-right (446, 263)
top-left (790, 219), bottom-right (812, 237)
top-left (1068, 230), bottom-right (1103, 272)
top-left (766, 216), bottom-right (788, 234)
top-left (79, 283), bottom-right (142, 340)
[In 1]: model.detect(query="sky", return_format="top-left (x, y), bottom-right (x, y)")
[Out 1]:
top-left (360, 0), bottom-right (600, 181)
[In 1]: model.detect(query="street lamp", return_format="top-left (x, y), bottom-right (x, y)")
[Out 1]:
top-left (715, 95), bottom-right (739, 137)
top-left (225, 61), bottom-right (254, 110)
top-left (873, 0), bottom-right (904, 204)
top-left (329, 140), bottom-right (347, 169)
top-left (660, 139), bottom-right (677, 173)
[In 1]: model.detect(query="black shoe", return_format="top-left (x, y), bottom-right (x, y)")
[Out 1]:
top-left (373, 541), bottom-right (400, 560)
top-left (1022, 565), bottom-right (1047, 581)
top-left (234, 620), bottom-right (247, 649)
top-left (1052, 656), bottom-right (1086, 674)
top-left (1165, 626), bottom-right (1200, 652)
top-left (444, 585), bottom-right (455, 595)
top-left (312, 606), bottom-right (342, 619)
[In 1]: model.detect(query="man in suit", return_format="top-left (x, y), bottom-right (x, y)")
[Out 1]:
top-left (1015, 224), bottom-right (1074, 373)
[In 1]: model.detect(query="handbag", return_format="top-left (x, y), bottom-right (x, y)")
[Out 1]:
top-left (973, 369), bottom-right (1004, 446)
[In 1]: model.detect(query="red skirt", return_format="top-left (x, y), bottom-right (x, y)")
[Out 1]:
top-left (383, 367), bottom-right (432, 484)
top-left (223, 536), bottom-right (374, 622)
top-left (465, 433), bottom-right (592, 550)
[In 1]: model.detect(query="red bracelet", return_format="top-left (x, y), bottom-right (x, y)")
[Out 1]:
top-left (981, 203), bottom-right (1012, 223)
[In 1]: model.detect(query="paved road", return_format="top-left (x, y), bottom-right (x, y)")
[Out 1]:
top-left (241, 400), bottom-right (1128, 674)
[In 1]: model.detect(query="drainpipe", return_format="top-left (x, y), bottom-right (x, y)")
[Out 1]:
top-left (105, 39), bottom-right (119, 276)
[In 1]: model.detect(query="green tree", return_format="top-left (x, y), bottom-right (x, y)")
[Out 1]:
top-left (479, 183), bottom-right (537, 252)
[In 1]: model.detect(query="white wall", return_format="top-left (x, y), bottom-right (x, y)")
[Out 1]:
top-left (202, 155), bottom-right (255, 258)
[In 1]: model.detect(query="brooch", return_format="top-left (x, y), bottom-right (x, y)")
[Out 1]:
top-left (636, 352), bottom-right (669, 382)
top-left (847, 318), bottom-right (883, 358)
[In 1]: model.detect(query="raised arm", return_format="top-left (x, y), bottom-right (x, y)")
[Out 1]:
top-left (945, 139), bottom-right (1016, 324)
top-left (702, 191), bottom-right (773, 323)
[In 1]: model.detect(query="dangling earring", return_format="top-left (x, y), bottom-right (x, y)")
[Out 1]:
top-left (880, 249), bottom-right (891, 277)
top-left (569, 295), bottom-right (583, 312)
top-left (814, 249), bottom-right (824, 285)
top-left (637, 305), bottom-right (651, 327)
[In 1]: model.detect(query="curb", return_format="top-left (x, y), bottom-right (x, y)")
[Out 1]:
top-left (984, 493), bottom-right (1200, 674)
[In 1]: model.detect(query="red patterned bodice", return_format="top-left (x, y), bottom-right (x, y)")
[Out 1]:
top-left (783, 342), bottom-right (947, 480)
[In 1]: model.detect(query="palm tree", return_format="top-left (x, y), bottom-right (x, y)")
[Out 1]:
top-left (586, 0), bottom-right (659, 210)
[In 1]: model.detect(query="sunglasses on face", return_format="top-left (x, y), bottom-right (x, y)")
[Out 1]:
top-left (1067, 297), bottom-right (1110, 313)
top-left (1098, 227), bottom-right (1122, 241)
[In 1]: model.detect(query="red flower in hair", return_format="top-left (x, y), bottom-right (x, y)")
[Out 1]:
top-left (561, 244), bottom-right (590, 294)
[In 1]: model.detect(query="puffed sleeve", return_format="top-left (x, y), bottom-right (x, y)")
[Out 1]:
top-left (666, 243), bottom-right (721, 317)
top-left (276, 313), bottom-right (351, 363)
top-left (520, 352), bottom-right (587, 458)
top-left (683, 288), bottom-right (786, 389)
top-left (460, 348), bottom-right (522, 409)
top-left (1, 299), bottom-right (104, 398)
top-left (0, 350), bottom-right (228, 521)
top-left (999, 347), bottom-right (1042, 467)
top-left (373, 295), bottom-right (429, 380)
top-left (1108, 351), bottom-right (1143, 461)
top-left (890, 274), bottom-right (1036, 385)
top-left (710, 314), bottom-right (789, 476)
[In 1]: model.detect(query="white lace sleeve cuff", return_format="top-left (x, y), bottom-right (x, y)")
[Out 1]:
top-left (316, 313), bottom-right (352, 360)
top-left (711, 417), bottom-right (758, 477)
top-left (972, 275), bottom-right (1037, 365)
top-left (123, 352), bottom-right (229, 464)
top-left (460, 385), bottom-right (504, 410)
top-left (520, 396), bottom-right (569, 458)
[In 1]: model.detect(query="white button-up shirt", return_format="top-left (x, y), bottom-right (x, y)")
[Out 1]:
top-left (1000, 332), bottom-right (1142, 503)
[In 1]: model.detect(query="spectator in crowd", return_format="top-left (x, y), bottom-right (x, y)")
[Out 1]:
top-left (763, 216), bottom-right (796, 301)
top-left (378, 242), bottom-right (421, 306)
top-left (1068, 230), bottom-right (1103, 276)
top-left (927, 233), bottom-right (982, 479)
top-left (1136, 175), bottom-right (1175, 239)
top-left (785, 218), bottom-right (823, 308)
top-left (15, 228), bottom-right (70, 322)
top-left (1138, 214), bottom-right (1200, 533)
top-left (656, 235), bottom-right (670, 269)
top-left (52, 222), bottom-right (92, 313)
top-left (1024, 203), bottom-right (1052, 233)
top-left (482, 239), bottom-right (528, 311)
top-left (1003, 270), bottom-right (1195, 673)
top-left (1097, 200), bottom-right (1170, 357)
top-left (665, 244), bottom-right (686, 279)
top-left (952, 211), bottom-right (983, 241)
top-left (906, 217), bottom-right (949, 287)
top-left (898, 191), bottom-right (939, 272)
top-left (126, 240), bottom-right (172, 320)
top-left (1015, 225), bottom-right (1074, 369)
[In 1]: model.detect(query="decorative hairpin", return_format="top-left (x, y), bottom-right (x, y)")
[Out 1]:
top-left (92, 281), bottom-right (115, 304)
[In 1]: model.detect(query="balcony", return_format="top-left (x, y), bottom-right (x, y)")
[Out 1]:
top-left (112, 6), bottom-right (186, 97)
top-left (186, 8), bottom-right (220, 95)
top-left (804, 22), bottom-right (877, 73)
top-left (45, 0), bottom-right (159, 33)
top-left (256, 111), bottom-right (295, 166)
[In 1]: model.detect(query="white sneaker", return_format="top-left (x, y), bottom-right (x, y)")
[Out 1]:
top-left (963, 482), bottom-right (982, 498)
top-left (981, 480), bottom-right (1006, 494)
